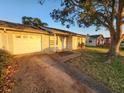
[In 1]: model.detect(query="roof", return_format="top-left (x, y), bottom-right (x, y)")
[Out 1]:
top-left (0, 20), bottom-right (50, 34)
top-left (89, 34), bottom-right (104, 38)
top-left (45, 27), bottom-right (86, 37)
top-left (0, 20), bottom-right (86, 37)
top-left (105, 37), bottom-right (110, 39)
top-left (0, 20), bottom-right (32, 29)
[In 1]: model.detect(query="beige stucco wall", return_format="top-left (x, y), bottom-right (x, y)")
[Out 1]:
top-left (1, 32), bottom-right (7, 50)
top-left (64, 37), bottom-right (67, 49)
top-left (0, 31), bottom-right (3, 49)
top-left (41, 34), bottom-right (50, 53)
top-left (66, 36), bottom-right (72, 50)
top-left (71, 36), bottom-right (86, 50)
top-left (56, 36), bottom-right (67, 51)
top-left (56, 36), bottom-right (62, 51)
top-left (82, 37), bottom-right (86, 44)
top-left (0, 31), bottom-right (15, 53)
top-left (6, 33), bottom-right (13, 53)
top-left (72, 36), bottom-right (78, 49)
top-left (1, 31), bottom-right (12, 52)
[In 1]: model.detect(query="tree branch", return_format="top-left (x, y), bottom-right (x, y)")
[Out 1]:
top-left (96, 17), bottom-right (109, 28)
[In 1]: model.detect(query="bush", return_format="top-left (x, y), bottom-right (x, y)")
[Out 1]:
top-left (121, 47), bottom-right (124, 50)
top-left (0, 49), bottom-right (13, 92)
top-left (78, 42), bottom-right (85, 48)
top-left (0, 49), bottom-right (12, 71)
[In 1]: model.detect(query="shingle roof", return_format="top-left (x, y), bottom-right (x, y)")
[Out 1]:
top-left (0, 20), bottom-right (50, 34)
top-left (45, 27), bottom-right (86, 37)
top-left (0, 20), bottom-right (86, 37)
top-left (89, 34), bottom-right (103, 38)
top-left (0, 20), bottom-right (35, 29)
top-left (105, 37), bottom-right (110, 39)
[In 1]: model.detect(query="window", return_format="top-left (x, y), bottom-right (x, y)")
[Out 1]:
top-left (16, 35), bottom-right (21, 38)
top-left (121, 41), bottom-right (124, 43)
top-left (89, 40), bottom-right (92, 43)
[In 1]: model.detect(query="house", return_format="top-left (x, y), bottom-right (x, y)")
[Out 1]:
top-left (104, 35), bottom-right (124, 48)
top-left (120, 40), bottom-right (124, 48)
top-left (120, 35), bottom-right (124, 48)
top-left (86, 34), bottom-right (104, 46)
top-left (46, 27), bottom-right (86, 51)
top-left (0, 20), bottom-right (86, 55)
top-left (104, 37), bottom-right (111, 47)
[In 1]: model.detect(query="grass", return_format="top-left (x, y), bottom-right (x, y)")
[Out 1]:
top-left (66, 47), bottom-right (124, 93)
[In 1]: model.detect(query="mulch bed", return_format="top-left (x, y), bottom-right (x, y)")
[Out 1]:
top-left (0, 60), bottom-right (18, 93)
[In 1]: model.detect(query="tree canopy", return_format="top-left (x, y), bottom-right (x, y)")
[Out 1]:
top-left (22, 16), bottom-right (48, 28)
top-left (40, 0), bottom-right (124, 56)
top-left (49, 0), bottom-right (123, 30)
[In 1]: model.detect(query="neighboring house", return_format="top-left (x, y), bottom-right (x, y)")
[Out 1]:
top-left (120, 34), bottom-right (124, 48)
top-left (104, 35), bottom-right (124, 48)
top-left (120, 41), bottom-right (124, 48)
top-left (86, 34), bottom-right (104, 46)
top-left (120, 36), bottom-right (124, 48)
top-left (104, 37), bottom-right (111, 47)
top-left (0, 20), bottom-right (86, 55)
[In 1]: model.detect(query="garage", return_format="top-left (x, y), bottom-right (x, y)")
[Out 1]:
top-left (13, 33), bottom-right (42, 54)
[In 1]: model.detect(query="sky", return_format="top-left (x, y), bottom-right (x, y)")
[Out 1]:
top-left (0, 0), bottom-right (122, 37)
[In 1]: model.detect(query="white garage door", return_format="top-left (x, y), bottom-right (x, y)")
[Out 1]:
top-left (13, 34), bottom-right (41, 54)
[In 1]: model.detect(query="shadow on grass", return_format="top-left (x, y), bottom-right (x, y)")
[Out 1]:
top-left (66, 47), bottom-right (124, 93)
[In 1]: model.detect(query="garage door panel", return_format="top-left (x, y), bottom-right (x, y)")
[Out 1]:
top-left (13, 34), bottom-right (41, 54)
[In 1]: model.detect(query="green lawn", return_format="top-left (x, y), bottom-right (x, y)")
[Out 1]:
top-left (66, 47), bottom-right (124, 93)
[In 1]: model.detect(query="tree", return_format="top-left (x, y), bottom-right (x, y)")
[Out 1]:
top-left (22, 16), bottom-right (48, 28)
top-left (40, 0), bottom-right (124, 57)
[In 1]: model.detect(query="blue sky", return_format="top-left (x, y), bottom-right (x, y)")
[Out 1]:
top-left (0, 0), bottom-right (121, 37)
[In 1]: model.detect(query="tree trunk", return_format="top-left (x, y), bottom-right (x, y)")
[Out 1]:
top-left (108, 35), bottom-right (121, 57)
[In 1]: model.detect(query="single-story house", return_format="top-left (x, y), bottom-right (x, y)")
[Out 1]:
top-left (104, 37), bottom-right (111, 47)
top-left (86, 34), bottom-right (104, 46)
top-left (0, 20), bottom-right (86, 55)
top-left (46, 27), bottom-right (86, 51)
top-left (120, 40), bottom-right (124, 48)
top-left (104, 35), bottom-right (124, 48)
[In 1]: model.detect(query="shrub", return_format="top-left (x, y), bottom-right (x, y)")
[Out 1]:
top-left (0, 49), bottom-right (13, 92)
top-left (78, 42), bottom-right (85, 48)
top-left (0, 49), bottom-right (12, 71)
top-left (121, 47), bottom-right (124, 50)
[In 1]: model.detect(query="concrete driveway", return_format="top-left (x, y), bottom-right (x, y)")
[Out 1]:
top-left (11, 52), bottom-right (113, 93)
top-left (12, 53), bottom-right (95, 93)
